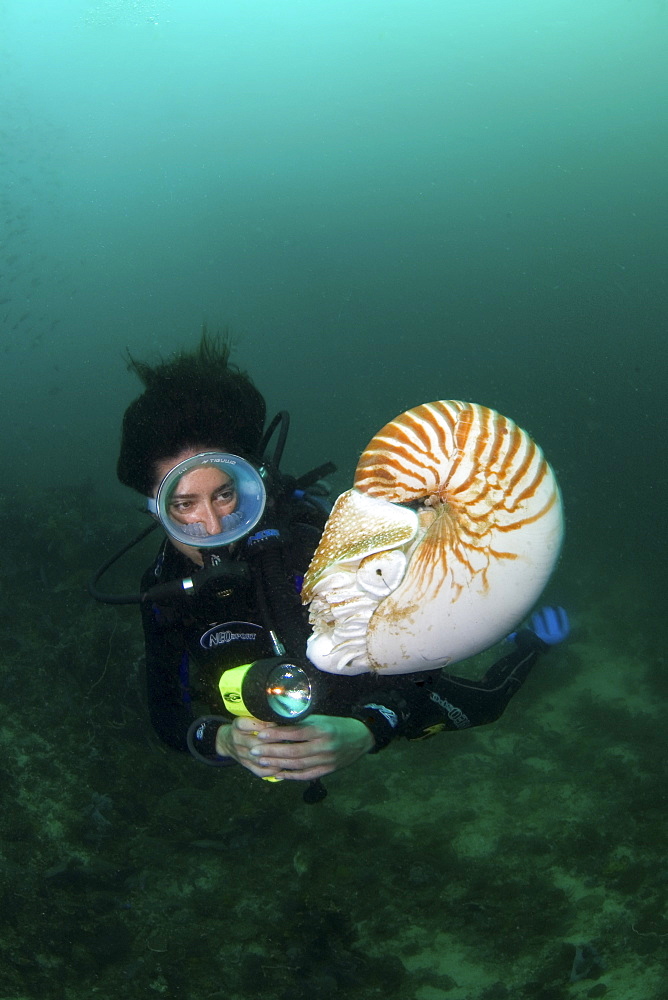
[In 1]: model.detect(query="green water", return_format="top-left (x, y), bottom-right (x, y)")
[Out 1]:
top-left (0, 1), bottom-right (666, 997)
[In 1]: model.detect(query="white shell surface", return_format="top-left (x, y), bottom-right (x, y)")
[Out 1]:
top-left (303, 400), bottom-right (564, 675)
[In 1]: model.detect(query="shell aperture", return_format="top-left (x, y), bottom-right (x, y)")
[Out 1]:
top-left (302, 400), bottom-right (564, 675)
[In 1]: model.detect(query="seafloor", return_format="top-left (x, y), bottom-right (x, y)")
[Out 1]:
top-left (0, 489), bottom-right (665, 1000)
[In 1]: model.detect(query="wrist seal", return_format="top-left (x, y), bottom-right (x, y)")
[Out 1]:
top-left (351, 702), bottom-right (402, 753)
top-left (187, 716), bottom-right (238, 767)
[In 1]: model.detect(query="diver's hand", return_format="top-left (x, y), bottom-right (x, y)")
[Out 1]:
top-left (214, 718), bottom-right (283, 779)
top-left (529, 605), bottom-right (570, 645)
top-left (248, 715), bottom-right (374, 781)
top-left (507, 605), bottom-right (570, 648)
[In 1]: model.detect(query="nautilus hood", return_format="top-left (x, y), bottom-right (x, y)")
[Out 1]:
top-left (301, 400), bottom-right (564, 675)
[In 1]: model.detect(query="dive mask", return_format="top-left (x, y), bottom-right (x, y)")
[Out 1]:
top-left (147, 452), bottom-right (266, 548)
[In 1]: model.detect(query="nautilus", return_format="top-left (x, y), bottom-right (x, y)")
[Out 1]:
top-left (302, 400), bottom-right (563, 675)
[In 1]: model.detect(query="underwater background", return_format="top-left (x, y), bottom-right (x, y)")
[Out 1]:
top-left (1, 0), bottom-right (666, 997)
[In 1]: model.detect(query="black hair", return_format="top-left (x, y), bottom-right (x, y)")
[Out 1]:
top-left (117, 327), bottom-right (266, 496)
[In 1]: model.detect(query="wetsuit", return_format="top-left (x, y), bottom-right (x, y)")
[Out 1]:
top-left (140, 494), bottom-right (549, 761)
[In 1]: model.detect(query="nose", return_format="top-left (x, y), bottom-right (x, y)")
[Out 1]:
top-left (200, 501), bottom-right (222, 535)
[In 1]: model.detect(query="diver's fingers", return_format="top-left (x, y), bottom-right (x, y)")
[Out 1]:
top-left (234, 717), bottom-right (278, 735)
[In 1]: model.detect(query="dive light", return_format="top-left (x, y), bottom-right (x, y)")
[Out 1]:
top-left (219, 656), bottom-right (317, 723)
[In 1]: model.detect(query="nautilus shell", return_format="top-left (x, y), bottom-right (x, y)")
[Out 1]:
top-left (302, 400), bottom-right (563, 675)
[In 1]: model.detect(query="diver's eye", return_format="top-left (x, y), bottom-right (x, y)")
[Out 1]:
top-left (170, 499), bottom-right (194, 513)
top-left (214, 488), bottom-right (236, 504)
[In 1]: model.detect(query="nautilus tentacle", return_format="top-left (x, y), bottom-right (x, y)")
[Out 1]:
top-left (302, 400), bottom-right (563, 675)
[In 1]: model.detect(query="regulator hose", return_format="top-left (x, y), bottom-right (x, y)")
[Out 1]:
top-left (245, 528), bottom-right (311, 657)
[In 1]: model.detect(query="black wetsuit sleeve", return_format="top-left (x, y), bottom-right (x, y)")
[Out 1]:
top-left (351, 629), bottom-right (547, 748)
top-left (140, 594), bottom-right (194, 752)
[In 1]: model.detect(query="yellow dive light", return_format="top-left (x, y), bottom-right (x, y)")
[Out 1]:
top-left (219, 656), bottom-right (315, 724)
top-left (219, 657), bottom-right (316, 784)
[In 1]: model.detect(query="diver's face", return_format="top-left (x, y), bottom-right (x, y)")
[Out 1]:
top-left (152, 448), bottom-right (237, 564)
top-left (167, 465), bottom-right (237, 532)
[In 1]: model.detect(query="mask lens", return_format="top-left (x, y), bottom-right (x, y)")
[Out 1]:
top-left (152, 452), bottom-right (266, 548)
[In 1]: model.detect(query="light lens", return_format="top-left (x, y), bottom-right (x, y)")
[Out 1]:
top-left (265, 663), bottom-right (312, 719)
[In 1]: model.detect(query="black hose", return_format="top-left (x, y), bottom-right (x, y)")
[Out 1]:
top-left (294, 461), bottom-right (337, 490)
top-left (88, 522), bottom-right (159, 605)
top-left (245, 531), bottom-right (311, 656)
top-left (88, 524), bottom-right (250, 606)
top-left (258, 410), bottom-right (290, 470)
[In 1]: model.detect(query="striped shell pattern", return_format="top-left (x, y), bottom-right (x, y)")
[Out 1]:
top-left (301, 400), bottom-right (564, 675)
